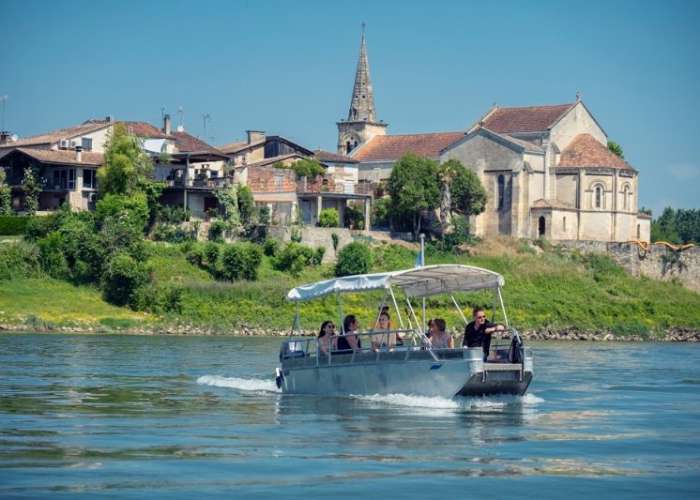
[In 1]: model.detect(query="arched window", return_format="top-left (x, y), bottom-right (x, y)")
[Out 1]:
top-left (622, 184), bottom-right (631, 210)
top-left (497, 175), bottom-right (505, 210)
top-left (593, 184), bottom-right (604, 209)
top-left (563, 216), bottom-right (567, 232)
top-left (346, 141), bottom-right (353, 154)
top-left (538, 216), bottom-right (546, 237)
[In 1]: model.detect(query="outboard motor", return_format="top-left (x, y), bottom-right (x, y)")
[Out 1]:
top-left (275, 367), bottom-right (284, 389)
top-left (509, 329), bottom-right (524, 364)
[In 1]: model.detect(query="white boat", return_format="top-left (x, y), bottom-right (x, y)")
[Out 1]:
top-left (276, 264), bottom-right (533, 398)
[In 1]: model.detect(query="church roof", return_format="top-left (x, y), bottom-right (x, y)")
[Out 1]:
top-left (314, 149), bottom-right (359, 164)
top-left (346, 26), bottom-right (377, 123)
top-left (352, 132), bottom-right (466, 162)
top-left (480, 103), bottom-right (574, 134)
top-left (558, 134), bottom-right (635, 171)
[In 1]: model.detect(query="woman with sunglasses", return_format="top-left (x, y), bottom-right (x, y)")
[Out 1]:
top-left (462, 307), bottom-right (504, 361)
top-left (318, 320), bottom-right (335, 355)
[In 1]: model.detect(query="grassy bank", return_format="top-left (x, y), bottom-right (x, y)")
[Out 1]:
top-left (2, 238), bottom-right (699, 337)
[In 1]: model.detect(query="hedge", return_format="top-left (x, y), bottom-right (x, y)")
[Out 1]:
top-left (0, 215), bottom-right (35, 235)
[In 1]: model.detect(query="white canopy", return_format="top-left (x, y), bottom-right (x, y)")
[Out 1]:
top-left (286, 264), bottom-right (504, 302)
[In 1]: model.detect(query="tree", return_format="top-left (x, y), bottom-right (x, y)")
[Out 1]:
top-left (651, 207), bottom-right (680, 243)
top-left (335, 242), bottom-right (372, 276)
top-left (98, 123), bottom-right (154, 196)
top-left (449, 162), bottom-right (487, 218)
top-left (607, 140), bottom-right (624, 159)
top-left (21, 167), bottom-right (41, 215)
top-left (0, 168), bottom-right (12, 215)
top-left (387, 154), bottom-right (440, 240)
top-left (237, 185), bottom-right (255, 225)
top-left (214, 184), bottom-right (240, 227)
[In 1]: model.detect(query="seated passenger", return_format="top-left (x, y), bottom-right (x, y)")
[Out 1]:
top-left (462, 307), bottom-right (505, 361)
top-left (371, 311), bottom-right (396, 351)
top-left (335, 315), bottom-right (362, 353)
top-left (428, 318), bottom-right (454, 349)
top-left (317, 320), bottom-right (335, 354)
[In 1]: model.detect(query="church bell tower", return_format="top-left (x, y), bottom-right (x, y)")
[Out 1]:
top-left (337, 24), bottom-right (388, 155)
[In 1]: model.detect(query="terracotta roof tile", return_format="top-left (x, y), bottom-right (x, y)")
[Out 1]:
top-left (481, 103), bottom-right (574, 134)
top-left (313, 149), bottom-right (359, 164)
top-left (558, 134), bottom-right (634, 171)
top-left (0, 147), bottom-right (105, 166)
top-left (353, 132), bottom-right (465, 162)
top-left (122, 121), bottom-right (168, 139)
top-left (219, 140), bottom-right (264, 154)
top-left (0, 121), bottom-right (112, 148)
top-left (171, 131), bottom-right (220, 153)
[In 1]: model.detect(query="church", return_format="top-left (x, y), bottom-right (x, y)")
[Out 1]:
top-left (336, 28), bottom-right (651, 243)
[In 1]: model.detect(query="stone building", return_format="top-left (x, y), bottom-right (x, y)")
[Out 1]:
top-left (335, 27), bottom-right (650, 243)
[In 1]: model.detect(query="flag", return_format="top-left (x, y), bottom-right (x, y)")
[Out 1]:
top-left (415, 250), bottom-right (424, 267)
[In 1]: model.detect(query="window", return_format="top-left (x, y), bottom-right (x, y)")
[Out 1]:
top-left (637, 224), bottom-right (641, 239)
top-left (622, 184), bottom-right (630, 210)
top-left (538, 216), bottom-right (546, 237)
top-left (563, 216), bottom-right (567, 232)
top-left (594, 184), bottom-right (603, 209)
top-left (346, 141), bottom-right (353, 154)
top-left (51, 168), bottom-right (76, 190)
top-left (497, 175), bottom-right (505, 210)
top-left (81, 137), bottom-right (93, 151)
top-left (83, 169), bottom-right (96, 189)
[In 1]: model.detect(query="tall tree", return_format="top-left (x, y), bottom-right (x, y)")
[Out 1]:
top-left (437, 159), bottom-right (487, 234)
top-left (98, 123), bottom-right (154, 196)
top-left (0, 168), bottom-right (12, 215)
top-left (387, 154), bottom-right (440, 239)
top-left (22, 167), bottom-right (41, 215)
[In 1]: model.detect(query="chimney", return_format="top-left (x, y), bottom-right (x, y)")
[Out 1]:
top-left (75, 145), bottom-right (83, 162)
top-left (105, 115), bottom-right (113, 123)
top-left (246, 130), bottom-right (265, 144)
top-left (176, 124), bottom-right (185, 132)
top-left (0, 131), bottom-right (11, 144)
top-left (163, 114), bottom-right (171, 135)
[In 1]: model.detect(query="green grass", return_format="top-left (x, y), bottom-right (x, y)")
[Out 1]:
top-left (2, 239), bottom-right (700, 336)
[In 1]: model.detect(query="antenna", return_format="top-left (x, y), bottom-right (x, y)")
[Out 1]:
top-left (0, 95), bottom-right (8, 131)
top-left (161, 107), bottom-right (166, 120)
top-left (202, 113), bottom-right (211, 139)
top-left (177, 106), bottom-right (184, 129)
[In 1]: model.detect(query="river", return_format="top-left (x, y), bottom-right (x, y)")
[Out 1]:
top-left (0, 333), bottom-right (698, 498)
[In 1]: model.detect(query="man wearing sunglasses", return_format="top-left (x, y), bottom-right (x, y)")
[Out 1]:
top-left (463, 307), bottom-right (505, 361)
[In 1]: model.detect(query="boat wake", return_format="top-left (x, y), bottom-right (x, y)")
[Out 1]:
top-left (197, 375), bottom-right (280, 393)
top-left (353, 392), bottom-right (543, 413)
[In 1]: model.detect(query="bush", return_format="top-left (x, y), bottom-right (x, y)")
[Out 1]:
top-left (273, 242), bottom-right (315, 276)
top-left (208, 220), bottom-right (228, 242)
top-left (0, 215), bottom-right (33, 235)
top-left (263, 238), bottom-right (279, 257)
top-left (344, 204), bottom-right (365, 230)
top-left (257, 205), bottom-right (271, 226)
top-left (204, 242), bottom-right (220, 268)
top-left (335, 242), bottom-right (372, 276)
top-left (221, 242), bottom-right (263, 281)
top-left (372, 197), bottom-right (391, 228)
top-left (101, 253), bottom-right (151, 307)
top-left (0, 241), bottom-right (42, 280)
top-left (58, 216), bottom-right (105, 283)
top-left (95, 193), bottom-right (149, 232)
top-left (312, 246), bottom-right (326, 265)
top-left (186, 243), bottom-right (206, 267)
top-left (290, 227), bottom-right (302, 243)
top-left (133, 284), bottom-right (184, 314)
top-left (157, 205), bottom-right (190, 224)
top-left (153, 223), bottom-right (193, 243)
top-left (24, 214), bottom-right (60, 242)
top-left (319, 208), bottom-right (340, 228)
top-left (37, 232), bottom-right (69, 279)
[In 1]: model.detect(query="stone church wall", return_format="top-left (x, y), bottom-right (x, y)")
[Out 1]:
top-left (549, 101), bottom-right (607, 151)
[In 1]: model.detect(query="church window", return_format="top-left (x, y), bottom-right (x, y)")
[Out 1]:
top-left (637, 224), bottom-right (641, 239)
top-left (622, 184), bottom-right (630, 210)
top-left (346, 141), bottom-right (353, 154)
top-left (497, 175), bottom-right (505, 210)
top-left (563, 216), bottom-right (567, 232)
top-left (594, 185), bottom-right (603, 209)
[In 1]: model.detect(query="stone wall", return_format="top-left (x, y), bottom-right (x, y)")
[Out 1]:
top-left (558, 240), bottom-right (700, 293)
top-left (267, 226), bottom-right (355, 263)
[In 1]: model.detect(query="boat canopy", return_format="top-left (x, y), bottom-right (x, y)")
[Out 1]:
top-left (286, 264), bottom-right (505, 302)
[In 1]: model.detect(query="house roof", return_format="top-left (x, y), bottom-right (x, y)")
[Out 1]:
top-left (0, 147), bottom-right (104, 166)
top-left (480, 103), bottom-right (574, 134)
top-left (245, 153), bottom-right (309, 168)
top-left (219, 139), bottom-right (264, 154)
top-left (558, 134), bottom-right (635, 171)
top-left (122, 121), bottom-right (169, 139)
top-left (171, 131), bottom-right (221, 154)
top-left (352, 132), bottom-right (466, 162)
top-left (313, 149), bottom-right (359, 164)
top-left (0, 121), bottom-right (112, 149)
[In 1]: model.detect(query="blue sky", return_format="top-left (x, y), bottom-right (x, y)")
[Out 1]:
top-left (1, 0), bottom-right (698, 215)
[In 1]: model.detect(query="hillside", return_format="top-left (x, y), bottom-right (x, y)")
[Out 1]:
top-left (2, 237), bottom-right (700, 337)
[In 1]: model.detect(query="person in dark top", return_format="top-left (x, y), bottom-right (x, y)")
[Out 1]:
top-left (335, 315), bottom-right (362, 353)
top-left (463, 307), bottom-right (505, 361)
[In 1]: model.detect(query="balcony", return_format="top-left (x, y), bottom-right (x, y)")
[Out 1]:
top-left (165, 176), bottom-right (233, 190)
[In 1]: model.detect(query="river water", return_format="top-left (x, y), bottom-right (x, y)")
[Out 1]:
top-left (0, 333), bottom-right (698, 498)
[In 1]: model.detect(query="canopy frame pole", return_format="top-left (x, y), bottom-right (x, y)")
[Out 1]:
top-left (374, 289), bottom-right (389, 328)
top-left (336, 290), bottom-right (344, 334)
top-left (405, 296), bottom-right (438, 362)
top-left (388, 286), bottom-right (405, 329)
top-left (497, 287), bottom-right (510, 329)
top-left (450, 295), bottom-right (469, 326)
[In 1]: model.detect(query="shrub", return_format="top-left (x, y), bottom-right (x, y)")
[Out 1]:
top-left (153, 223), bottom-right (193, 243)
top-left (100, 214), bottom-right (148, 262)
top-left (311, 246), bottom-right (326, 266)
top-left (95, 193), bottom-right (149, 232)
top-left (101, 253), bottom-right (151, 307)
top-left (344, 204), bottom-right (365, 230)
top-left (208, 220), bottom-right (228, 242)
top-left (37, 232), bottom-right (69, 279)
top-left (157, 205), bottom-right (190, 224)
top-left (24, 214), bottom-right (59, 241)
top-left (221, 242), bottom-right (263, 281)
top-left (263, 238), bottom-right (279, 257)
top-left (58, 216), bottom-right (105, 283)
top-left (0, 241), bottom-right (42, 280)
top-left (257, 205), bottom-right (271, 226)
top-left (0, 216), bottom-right (32, 235)
top-left (335, 242), bottom-right (372, 276)
top-left (319, 208), bottom-right (340, 228)
top-left (134, 284), bottom-right (184, 314)
top-left (372, 197), bottom-right (391, 228)
top-left (290, 227), bottom-right (302, 243)
top-left (186, 242), bottom-right (206, 267)
top-left (204, 242), bottom-right (220, 268)
top-left (331, 232), bottom-right (339, 255)
top-left (273, 242), bottom-right (315, 276)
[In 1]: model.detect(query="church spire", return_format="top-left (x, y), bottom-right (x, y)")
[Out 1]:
top-left (348, 23), bottom-right (377, 122)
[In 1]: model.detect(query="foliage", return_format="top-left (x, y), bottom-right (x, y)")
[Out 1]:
top-left (95, 193), bottom-right (149, 233)
top-left (204, 242), bottom-right (221, 268)
top-left (0, 241), bottom-right (42, 280)
top-left (331, 232), bottom-right (340, 255)
top-left (312, 246), bottom-right (326, 266)
top-left (335, 242), bottom-right (372, 276)
top-left (448, 161), bottom-right (487, 217)
top-left (24, 213), bottom-right (60, 241)
top-left (387, 154), bottom-right (440, 239)
top-left (221, 242), bottom-right (263, 281)
top-left (186, 242), bottom-right (206, 267)
top-left (607, 140), bottom-right (624, 159)
top-left (430, 215), bottom-right (474, 252)
top-left (371, 197), bottom-right (391, 228)
top-left (21, 167), bottom-right (41, 215)
top-left (98, 123), bottom-right (154, 196)
top-left (257, 205), bottom-right (271, 225)
top-left (152, 223), bottom-right (195, 243)
top-left (238, 185), bottom-right (255, 225)
top-left (318, 208), bottom-right (340, 227)
top-left (273, 242), bottom-right (316, 276)
top-left (101, 253), bottom-right (151, 308)
top-left (290, 226), bottom-right (302, 243)
top-left (157, 205), bottom-right (190, 224)
top-left (37, 232), bottom-right (69, 279)
top-left (0, 168), bottom-right (12, 215)
top-left (277, 158), bottom-right (325, 179)
top-left (650, 207), bottom-right (700, 244)
top-left (208, 220), bottom-right (228, 242)
top-left (344, 204), bottom-right (365, 230)
top-left (214, 184), bottom-right (240, 227)
top-left (0, 215), bottom-right (33, 235)
top-left (263, 238), bottom-right (279, 257)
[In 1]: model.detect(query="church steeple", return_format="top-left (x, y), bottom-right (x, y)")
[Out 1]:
top-left (348, 23), bottom-right (376, 122)
top-left (337, 23), bottom-right (387, 155)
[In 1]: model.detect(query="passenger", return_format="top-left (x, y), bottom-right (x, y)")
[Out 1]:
top-left (317, 320), bottom-right (335, 354)
top-left (429, 318), bottom-right (454, 349)
top-left (371, 311), bottom-right (396, 351)
top-left (425, 319), bottom-right (435, 339)
top-left (336, 315), bottom-right (362, 353)
top-left (462, 307), bottom-right (505, 361)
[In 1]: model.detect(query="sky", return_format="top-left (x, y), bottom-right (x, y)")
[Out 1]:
top-left (1, 0), bottom-right (699, 215)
